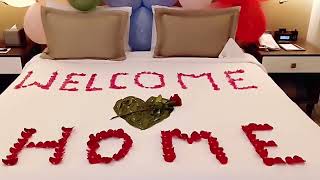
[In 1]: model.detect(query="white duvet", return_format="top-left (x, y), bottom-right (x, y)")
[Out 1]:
top-left (0, 52), bottom-right (319, 180)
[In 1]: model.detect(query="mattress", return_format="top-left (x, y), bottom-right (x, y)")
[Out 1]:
top-left (0, 52), bottom-right (319, 180)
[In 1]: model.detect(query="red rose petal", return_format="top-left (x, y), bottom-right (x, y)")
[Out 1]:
top-left (62, 127), bottom-right (73, 133)
top-left (285, 157), bottom-right (295, 164)
top-left (161, 133), bottom-right (172, 140)
top-left (162, 141), bottom-right (173, 148)
top-left (55, 147), bottom-right (65, 153)
top-left (263, 158), bottom-right (275, 166)
top-left (116, 129), bottom-right (124, 136)
top-left (54, 152), bottom-right (64, 158)
top-left (26, 142), bottom-right (36, 148)
top-left (35, 142), bottom-right (44, 148)
top-left (179, 133), bottom-right (188, 140)
top-left (87, 141), bottom-right (100, 150)
top-left (58, 139), bottom-right (67, 146)
top-left (161, 131), bottom-right (171, 138)
top-left (122, 142), bottom-right (133, 149)
top-left (163, 154), bottom-right (176, 162)
top-left (210, 146), bottom-right (218, 154)
top-left (169, 94), bottom-right (182, 106)
top-left (216, 147), bottom-right (224, 154)
top-left (18, 138), bottom-right (27, 144)
top-left (163, 147), bottom-right (175, 154)
top-left (208, 136), bottom-right (217, 142)
top-left (101, 157), bottom-right (113, 163)
top-left (13, 143), bottom-right (23, 149)
top-left (242, 126), bottom-right (249, 133)
top-left (49, 157), bottom-right (62, 165)
top-left (21, 131), bottom-right (31, 138)
top-left (248, 123), bottom-right (257, 129)
top-left (6, 154), bottom-right (17, 159)
top-left (2, 158), bottom-right (18, 166)
top-left (88, 157), bottom-right (101, 164)
top-left (190, 132), bottom-right (201, 142)
top-left (252, 141), bottom-right (263, 149)
top-left (118, 148), bottom-right (128, 156)
top-left (171, 129), bottom-right (181, 136)
top-left (218, 156), bottom-right (228, 164)
top-left (107, 129), bottom-right (114, 135)
top-left (256, 149), bottom-right (268, 158)
top-left (263, 124), bottom-right (273, 130)
top-left (89, 134), bottom-right (96, 140)
top-left (99, 131), bottom-right (108, 138)
top-left (200, 131), bottom-right (211, 139)
top-left (274, 157), bottom-right (286, 164)
top-left (62, 132), bottom-right (70, 139)
top-left (9, 147), bottom-right (19, 154)
top-left (293, 156), bottom-right (305, 164)
top-left (95, 132), bottom-right (103, 140)
top-left (112, 153), bottom-right (122, 161)
top-left (51, 141), bottom-right (58, 147)
top-left (43, 141), bottom-right (52, 148)
top-left (24, 128), bottom-right (36, 134)
top-left (266, 140), bottom-right (277, 147)
top-left (247, 134), bottom-right (256, 141)
top-left (87, 152), bottom-right (101, 160)
top-left (208, 140), bottom-right (219, 147)
top-left (187, 138), bottom-right (193, 144)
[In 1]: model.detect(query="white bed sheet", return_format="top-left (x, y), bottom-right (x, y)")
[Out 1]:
top-left (0, 52), bottom-right (319, 180)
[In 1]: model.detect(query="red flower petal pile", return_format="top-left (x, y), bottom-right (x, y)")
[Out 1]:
top-left (170, 94), bottom-right (182, 106)
top-left (109, 73), bottom-right (128, 89)
top-left (161, 129), bottom-right (228, 165)
top-left (86, 74), bottom-right (103, 92)
top-left (177, 73), bottom-right (220, 91)
top-left (87, 129), bottom-right (133, 164)
top-left (224, 70), bottom-right (258, 90)
top-left (2, 128), bottom-right (36, 166)
top-left (14, 71), bottom-right (58, 90)
top-left (26, 127), bottom-right (73, 165)
top-left (242, 123), bottom-right (305, 166)
top-left (134, 71), bottom-right (165, 89)
top-left (59, 73), bottom-right (86, 91)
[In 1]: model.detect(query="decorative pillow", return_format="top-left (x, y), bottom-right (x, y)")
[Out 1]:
top-left (43, 3), bottom-right (132, 51)
top-left (153, 7), bottom-right (240, 58)
top-left (151, 5), bottom-right (179, 50)
top-left (41, 7), bottom-right (129, 60)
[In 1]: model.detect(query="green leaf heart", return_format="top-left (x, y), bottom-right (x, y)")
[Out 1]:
top-left (112, 96), bottom-right (174, 130)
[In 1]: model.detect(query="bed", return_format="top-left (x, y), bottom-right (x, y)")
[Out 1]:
top-left (0, 50), bottom-right (319, 180)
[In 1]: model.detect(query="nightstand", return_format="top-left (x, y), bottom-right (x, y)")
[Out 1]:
top-left (246, 41), bottom-right (320, 117)
top-left (0, 39), bottom-right (41, 94)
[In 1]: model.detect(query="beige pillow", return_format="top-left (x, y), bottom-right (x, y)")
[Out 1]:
top-left (154, 7), bottom-right (240, 58)
top-left (41, 7), bottom-right (128, 60)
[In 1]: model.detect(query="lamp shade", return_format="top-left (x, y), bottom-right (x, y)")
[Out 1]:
top-left (2, 0), bottom-right (36, 7)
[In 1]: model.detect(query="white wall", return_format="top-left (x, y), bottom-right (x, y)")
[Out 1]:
top-left (307, 0), bottom-right (320, 47)
top-left (262, 0), bottom-right (314, 41)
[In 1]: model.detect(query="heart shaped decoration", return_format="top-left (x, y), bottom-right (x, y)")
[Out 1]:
top-left (112, 95), bottom-right (178, 130)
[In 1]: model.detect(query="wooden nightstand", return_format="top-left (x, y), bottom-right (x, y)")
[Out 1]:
top-left (246, 41), bottom-right (320, 117)
top-left (0, 39), bottom-right (41, 94)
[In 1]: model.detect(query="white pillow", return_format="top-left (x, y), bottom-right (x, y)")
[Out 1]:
top-left (45, 1), bottom-right (132, 51)
top-left (218, 38), bottom-right (246, 58)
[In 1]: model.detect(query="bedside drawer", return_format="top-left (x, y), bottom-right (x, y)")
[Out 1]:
top-left (0, 57), bottom-right (22, 74)
top-left (262, 56), bottom-right (320, 73)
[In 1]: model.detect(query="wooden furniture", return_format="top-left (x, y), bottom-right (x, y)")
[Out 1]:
top-left (0, 39), bottom-right (41, 94)
top-left (246, 41), bottom-right (320, 117)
